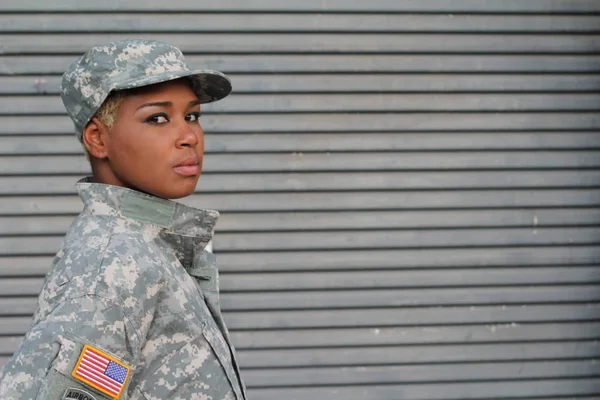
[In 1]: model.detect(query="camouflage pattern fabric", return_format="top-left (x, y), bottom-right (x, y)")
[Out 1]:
top-left (60, 39), bottom-right (232, 140)
top-left (0, 179), bottom-right (247, 400)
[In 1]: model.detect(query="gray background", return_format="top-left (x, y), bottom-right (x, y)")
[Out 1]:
top-left (1, 1), bottom-right (600, 399)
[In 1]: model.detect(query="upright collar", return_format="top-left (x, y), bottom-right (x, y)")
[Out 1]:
top-left (76, 178), bottom-right (219, 239)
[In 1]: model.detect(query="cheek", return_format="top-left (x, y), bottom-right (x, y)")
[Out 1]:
top-left (108, 128), bottom-right (166, 169)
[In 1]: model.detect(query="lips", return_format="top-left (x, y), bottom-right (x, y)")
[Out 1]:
top-left (173, 155), bottom-right (200, 176)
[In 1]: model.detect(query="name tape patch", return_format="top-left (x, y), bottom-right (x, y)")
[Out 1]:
top-left (71, 345), bottom-right (130, 399)
top-left (62, 387), bottom-right (98, 400)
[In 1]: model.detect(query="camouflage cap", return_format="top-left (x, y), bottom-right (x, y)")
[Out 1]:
top-left (60, 39), bottom-right (232, 141)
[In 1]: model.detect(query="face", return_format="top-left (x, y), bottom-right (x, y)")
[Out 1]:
top-left (91, 79), bottom-right (204, 199)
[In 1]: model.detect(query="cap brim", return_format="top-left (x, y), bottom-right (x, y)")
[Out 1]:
top-left (112, 69), bottom-right (232, 104)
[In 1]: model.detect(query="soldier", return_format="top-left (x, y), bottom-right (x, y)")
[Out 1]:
top-left (0, 39), bottom-right (247, 400)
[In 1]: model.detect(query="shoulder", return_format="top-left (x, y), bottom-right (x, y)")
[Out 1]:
top-left (38, 214), bottom-right (166, 319)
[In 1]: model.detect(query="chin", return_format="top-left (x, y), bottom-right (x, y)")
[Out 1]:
top-left (131, 174), bottom-right (198, 200)
top-left (163, 180), bottom-right (198, 200)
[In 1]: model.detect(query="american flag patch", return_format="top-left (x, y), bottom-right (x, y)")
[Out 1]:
top-left (71, 345), bottom-right (130, 399)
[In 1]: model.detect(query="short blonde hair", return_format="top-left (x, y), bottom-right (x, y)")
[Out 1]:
top-left (82, 91), bottom-right (126, 159)
top-left (95, 91), bottom-right (126, 129)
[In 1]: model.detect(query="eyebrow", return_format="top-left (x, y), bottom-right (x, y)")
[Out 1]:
top-left (136, 99), bottom-right (202, 111)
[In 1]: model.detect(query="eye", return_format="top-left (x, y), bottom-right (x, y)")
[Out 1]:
top-left (146, 114), bottom-right (169, 125)
top-left (186, 112), bottom-right (201, 123)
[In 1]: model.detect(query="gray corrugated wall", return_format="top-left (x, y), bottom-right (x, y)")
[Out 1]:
top-left (1, 1), bottom-right (600, 399)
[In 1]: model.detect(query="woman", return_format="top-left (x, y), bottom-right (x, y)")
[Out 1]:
top-left (0, 39), bottom-right (246, 400)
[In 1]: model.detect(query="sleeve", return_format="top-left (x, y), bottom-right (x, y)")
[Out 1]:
top-left (0, 294), bottom-right (139, 400)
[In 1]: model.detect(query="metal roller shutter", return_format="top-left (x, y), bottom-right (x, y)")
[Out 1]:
top-left (1, 1), bottom-right (600, 399)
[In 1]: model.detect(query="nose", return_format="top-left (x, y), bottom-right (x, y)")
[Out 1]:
top-left (175, 120), bottom-right (201, 149)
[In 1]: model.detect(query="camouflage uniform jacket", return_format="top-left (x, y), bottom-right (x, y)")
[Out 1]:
top-left (0, 180), bottom-right (247, 400)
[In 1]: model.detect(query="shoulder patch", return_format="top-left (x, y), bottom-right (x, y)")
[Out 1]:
top-left (71, 345), bottom-right (130, 399)
top-left (63, 387), bottom-right (98, 400)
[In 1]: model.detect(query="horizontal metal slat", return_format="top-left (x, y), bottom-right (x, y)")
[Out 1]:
top-left (2, 0), bottom-right (600, 12)
top-left (3, 285), bottom-right (600, 314)
top-left (3, 55), bottom-right (600, 75)
top-left (0, 257), bottom-right (52, 276)
top-left (246, 361), bottom-right (600, 386)
top-left (1, 305), bottom-right (599, 332)
top-left (237, 342), bottom-right (600, 367)
top-left (233, 322), bottom-right (600, 347)
top-left (208, 227), bottom-right (600, 251)
top-left (1, 170), bottom-right (599, 196)
top-left (3, 152), bottom-right (600, 175)
top-left (2, 246), bottom-right (600, 276)
top-left (219, 246), bottom-right (600, 271)
top-left (224, 304), bottom-right (600, 330)
top-left (4, 74), bottom-right (600, 95)
top-left (3, 227), bottom-right (600, 254)
top-left (2, 113), bottom-right (600, 135)
top-left (5, 93), bottom-right (600, 115)
top-left (2, 208), bottom-right (600, 235)
top-left (221, 267), bottom-right (600, 290)
top-left (3, 14), bottom-right (600, 33)
top-left (4, 33), bottom-right (600, 54)
top-left (3, 132), bottom-right (600, 156)
top-left (221, 286), bottom-right (600, 310)
top-left (0, 317), bottom-right (35, 334)
top-left (3, 323), bottom-right (600, 350)
top-left (2, 190), bottom-right (600, 216)
top-left (3, 267), bottom-right (599, 296)
top-left (246, 379), bottom-right (600, 400)
top-left (219, 208), bottom-right (600, 231)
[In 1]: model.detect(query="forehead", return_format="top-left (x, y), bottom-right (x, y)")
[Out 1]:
top-left (125, 78), bottom-right (196, 99)
top-left (114, 80), bottom-right (200, 114)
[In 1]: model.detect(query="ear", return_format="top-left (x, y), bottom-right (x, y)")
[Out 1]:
top-left (82, 117), bottom-right (110, 159)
